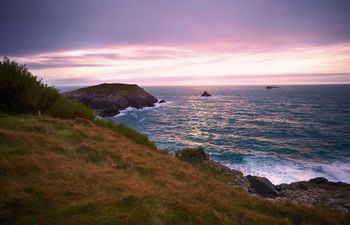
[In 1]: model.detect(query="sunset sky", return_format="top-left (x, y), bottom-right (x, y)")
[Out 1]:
top-left (1, 0), bottom-right (350, 86)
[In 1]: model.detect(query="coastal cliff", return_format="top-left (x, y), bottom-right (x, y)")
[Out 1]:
top-left (65, 83), bottom-right (158, 117)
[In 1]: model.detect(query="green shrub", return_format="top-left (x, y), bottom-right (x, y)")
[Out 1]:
top-left (95, 118), bottom-right (156, 149)
top-left (0, 57), bottom-right (95, 120)
top-left (0, 57), bottom-right (60, 114)
top-left (175, 146), bottom-right (207, 159)
top-left (47, 96), bottom-right (95, 120)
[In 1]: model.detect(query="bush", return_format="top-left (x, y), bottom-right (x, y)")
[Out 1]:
top-left (0, 57), bottom-right (60, 114)
top-left (47, 96), bottom-right (95, 120)
top-left (175, 146), bottom-right (207, 159)
top-left (95, 118), bottom-right (156, 149)
top-left (0, 57), bottom-right (95, 120)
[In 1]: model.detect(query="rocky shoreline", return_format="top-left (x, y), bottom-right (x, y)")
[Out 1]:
top-left (179, 152), bottom-right (350, 214)
top-left (209, 159), bottom-right (350, 214)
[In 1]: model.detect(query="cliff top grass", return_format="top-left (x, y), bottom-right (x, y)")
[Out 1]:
top-left (1, 114), bottom-right (349, 225)
top-left (68, 83), bottom-right (141, 93)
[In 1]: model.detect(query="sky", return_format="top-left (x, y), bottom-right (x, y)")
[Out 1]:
top-left (1, 0), bottom-right (350, 86)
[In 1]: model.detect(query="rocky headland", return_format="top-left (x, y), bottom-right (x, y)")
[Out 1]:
top-left (65, 83), bottom-right (158, 117)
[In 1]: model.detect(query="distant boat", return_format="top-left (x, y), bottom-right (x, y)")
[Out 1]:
top-left (266, 86), bottom-right (280, 89)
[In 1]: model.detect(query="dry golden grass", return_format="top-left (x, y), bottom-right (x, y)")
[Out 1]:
top-left (0, 114), bottom-right (349, 225)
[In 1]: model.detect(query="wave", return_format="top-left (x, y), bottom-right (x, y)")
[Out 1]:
top-left (113, 101), bottom-right (172, 118)
top-left (222, 155), bottom-right (350, 185)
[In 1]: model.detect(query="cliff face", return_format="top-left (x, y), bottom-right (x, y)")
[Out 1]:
top-left (65, 83), bottom-right (158, 117)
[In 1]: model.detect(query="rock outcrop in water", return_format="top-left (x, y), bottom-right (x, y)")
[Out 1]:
top-left (65, 83), bottom-right (158, 117)
top-left (201, 91), bottom-right (212, 97)
top-left (266, 86), bottom-right (279, 89)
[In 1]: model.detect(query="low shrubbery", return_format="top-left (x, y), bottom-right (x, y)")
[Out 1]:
top-left (95, 118), bottom-right (156, 149)
top-left (175, 146), bottom-right (207, 159)
top-left (0, 57), bottom-right (95, 120)
top-left (48, 96), bottom-right (95, 120)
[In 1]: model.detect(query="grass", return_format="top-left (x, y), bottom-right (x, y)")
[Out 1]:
top-left (94, 118), bottom-right (156, 149)
top-left (73, 83), bottom-right (139, 93)
top-left (0, 114), bottom-right (349, 225)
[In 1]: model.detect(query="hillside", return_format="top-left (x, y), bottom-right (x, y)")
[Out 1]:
top-left (65, 83), bottom-right (158, 117)
top-left (0, 114), bottom-right (349, 225)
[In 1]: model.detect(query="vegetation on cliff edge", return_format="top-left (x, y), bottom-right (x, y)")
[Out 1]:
top-left (0, 57), bottom-right (95, 120)
top-left (0, 114), bottom-right (349, 225)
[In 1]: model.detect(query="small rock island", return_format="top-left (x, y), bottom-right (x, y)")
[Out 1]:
top-left (65, 83), bottom-right (158, 117)
top-left (201, 91), bottom-right (212, 97)
top-left (266, 86), bottom-right (280, 89)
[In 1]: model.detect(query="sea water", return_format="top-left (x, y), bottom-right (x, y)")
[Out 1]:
top-left (112, 85), bottom-right (350, 184)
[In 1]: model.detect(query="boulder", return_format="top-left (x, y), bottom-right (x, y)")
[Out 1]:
top-left (65, 83), bottom-right (158, 117)
top-left (246, 175), bottom-right (279, 198)
top-left (159, 100), bottom-right (166, 103)
top-left (309, 177), bottom-right (329, 184)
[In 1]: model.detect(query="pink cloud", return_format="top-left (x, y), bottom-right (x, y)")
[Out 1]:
top-left (11, 42), bottom-right (350, 86)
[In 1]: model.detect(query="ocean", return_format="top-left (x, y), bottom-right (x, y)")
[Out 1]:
top-left (112, 85), bottom-right (350, 184)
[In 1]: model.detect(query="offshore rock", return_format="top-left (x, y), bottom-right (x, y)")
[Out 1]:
top-left (201, 91), bottom-right (212, 97)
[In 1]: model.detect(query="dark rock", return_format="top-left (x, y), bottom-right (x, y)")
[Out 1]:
top-left (65, 83), bottom-right (158, 117)
top-left (201, 91), bottom-right (212, 97)
top-left (309, 177), bottom-right (329, 184)
top-left (266, 86), bottom-right (279, 89)
top-left (208, 160), bottom-right (242, 176)
top-left (246, 175), bottom-right (279, 198)
top-left (276, 177), bottom-right (350, 214)
top-left (159, 100), bottom-right (166, 103)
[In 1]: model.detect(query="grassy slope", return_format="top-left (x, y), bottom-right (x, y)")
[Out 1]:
top-left (0, 114), bottom-right (349, 225)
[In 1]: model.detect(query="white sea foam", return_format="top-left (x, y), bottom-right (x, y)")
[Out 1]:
top-left (223, 156), bottom-right (350, 185)
top-left (113, 101), bottom-right (172, 118)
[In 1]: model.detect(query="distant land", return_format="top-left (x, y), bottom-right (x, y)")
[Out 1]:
top-left (65, 83), bottom-right (158, 117)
